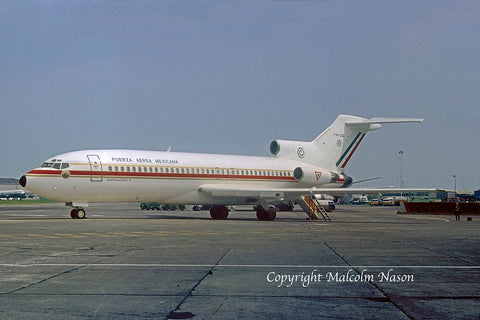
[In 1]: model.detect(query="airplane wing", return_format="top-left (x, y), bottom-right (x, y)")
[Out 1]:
top-left (198, 184), bottom-right (446, 201)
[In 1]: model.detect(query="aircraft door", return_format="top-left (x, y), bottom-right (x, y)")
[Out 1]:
top-left (87, 154), bottom-right (103, 182)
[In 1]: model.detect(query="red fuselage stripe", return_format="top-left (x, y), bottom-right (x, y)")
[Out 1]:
top-left (27, 169), bottom-right (296, 181)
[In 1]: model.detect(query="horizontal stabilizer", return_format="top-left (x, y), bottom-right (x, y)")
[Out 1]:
top-left (347, 117), bottom-right (424, 125)
top-left (345, 117), bottom-right (425, 132)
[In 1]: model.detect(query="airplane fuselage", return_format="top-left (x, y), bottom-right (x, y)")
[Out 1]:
top-left (21, 149), bottom-right (349, 205)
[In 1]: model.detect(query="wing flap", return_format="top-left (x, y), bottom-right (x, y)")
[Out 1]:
top-left (198, 184), bottom-right (446, 200)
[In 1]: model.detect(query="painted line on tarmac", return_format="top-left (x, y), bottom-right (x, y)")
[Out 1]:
top-left (0, 264), bottom-right (479, 269)
top-left (0, 227), bottom-right (317, 240)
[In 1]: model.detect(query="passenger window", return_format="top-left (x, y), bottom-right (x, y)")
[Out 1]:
top-left (132, 167), bottom-right (136, 172)
top-left (108, 166), bottom-right (112, 171)
top-left (121, 167), bottom-right (125, 172)
top-left (115, 166), bottom-right (118, 171)
top-left (149, 167), bottom-right (153, 173)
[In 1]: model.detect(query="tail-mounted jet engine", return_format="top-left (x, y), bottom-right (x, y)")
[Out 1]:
top-left (293, 166), bottom-right (353, 188)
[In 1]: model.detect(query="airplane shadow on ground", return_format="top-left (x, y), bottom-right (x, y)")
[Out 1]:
top-left (144, 213), bottom-right (305, 222)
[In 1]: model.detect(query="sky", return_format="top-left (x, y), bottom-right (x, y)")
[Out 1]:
top-left (1, 0), bottom-right (479, 191)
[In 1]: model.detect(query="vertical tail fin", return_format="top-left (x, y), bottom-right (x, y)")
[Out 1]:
top-left (271, 115), bottom-right (424, 172)
top-left (313, 115), bottom-right (424, 172)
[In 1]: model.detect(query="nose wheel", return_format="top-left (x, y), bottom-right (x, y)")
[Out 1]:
top-left (70, 208), bottom-right (87, 219)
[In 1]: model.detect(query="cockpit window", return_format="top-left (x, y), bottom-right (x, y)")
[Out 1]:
top-left (41, 162), bottom-right (54, 168)
top-left (53, 163), bottom-right (61, 169)
top-left (61, 163), bottom-right (70, 169)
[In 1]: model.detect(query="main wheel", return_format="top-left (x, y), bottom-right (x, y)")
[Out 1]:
top-left (210, 205), bottom-right (229, 220)
top-left (256, 206), bottom-right (276, 221)
top-left (256, 206), bottom-right (267, 221)
top-left (265, 207), bottom-right (277, 221)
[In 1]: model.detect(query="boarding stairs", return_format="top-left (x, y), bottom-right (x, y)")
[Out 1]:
top-left (298, 196), bottom-right (331, 221)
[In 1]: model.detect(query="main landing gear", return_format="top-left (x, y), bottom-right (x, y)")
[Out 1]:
top-left (210, 205), bottom-right (229, 220)
top-left (209, 205), bottom-right (277, 221)
top-left (256, 206), bottom-right (277, 221)
top-left (70, 208), bottom-right (87, 219)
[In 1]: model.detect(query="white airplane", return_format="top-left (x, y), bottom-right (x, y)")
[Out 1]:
top-left (0, 189), bottom-right (26, 200)
top-left (19, 115), bottom-right (442, 220)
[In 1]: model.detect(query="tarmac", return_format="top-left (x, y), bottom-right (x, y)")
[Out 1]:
top-left (0, 203), bottom-right (479, 319)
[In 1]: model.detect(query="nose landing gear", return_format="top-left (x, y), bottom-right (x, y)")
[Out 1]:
top-left (70, 208), bottom-right (87, 219)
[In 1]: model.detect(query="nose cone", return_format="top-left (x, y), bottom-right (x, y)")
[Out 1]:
top-left (19, 175), bottom-right (27, 188)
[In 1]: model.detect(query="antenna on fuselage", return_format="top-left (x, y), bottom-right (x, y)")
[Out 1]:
top-left (166, 146), bottom-right (172, 152)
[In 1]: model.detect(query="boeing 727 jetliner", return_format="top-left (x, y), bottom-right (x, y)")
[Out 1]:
top-left (20, 115), bottom-right (442, 220)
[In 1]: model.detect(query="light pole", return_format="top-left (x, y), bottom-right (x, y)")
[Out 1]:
top-left (453, 175), bottom-right (457, 200)
top-left (399, 151), bottom-right (404, 188)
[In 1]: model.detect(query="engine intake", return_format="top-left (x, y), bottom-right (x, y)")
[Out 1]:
top-left (293, 167), bottom-right (304, 180)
